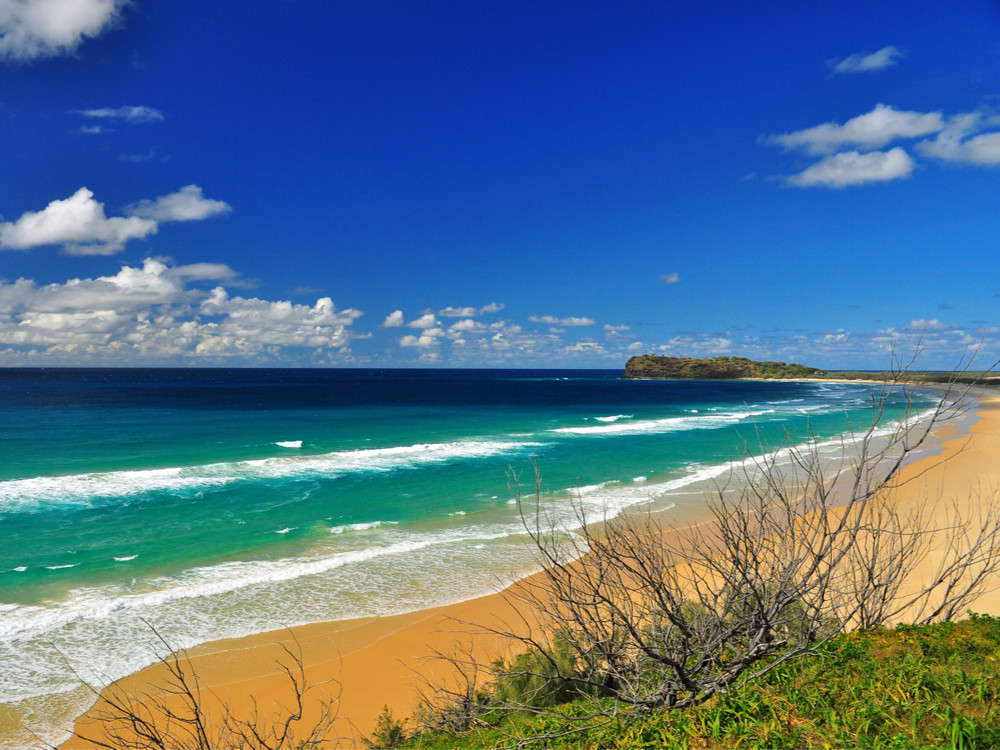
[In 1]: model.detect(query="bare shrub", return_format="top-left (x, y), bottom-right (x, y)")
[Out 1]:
top-left (421, 358), bottom-right (1000, 741)
top-left (67, 626), bottom-right (343, 750)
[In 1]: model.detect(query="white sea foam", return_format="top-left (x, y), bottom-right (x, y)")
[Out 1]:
top-left (0, 438), bottom-right (541, 514)
top-left (0, 523), bottom-right (522, 644)
top-left (0, 468), bottom-right (234, 513)
top-left (551, 409), bottom-right (775, 436)
top-left (113, 555), bottom-right (137, 562)
top-left (554, 404), bottom-right (942, 533)
top-left (275, 440), bottom-right (303, 448)
top-left (594, 414), bottom-right (632, 423)
top-left (274, 528), bottom-right (293, 534)
top-left (44, 564), bottom-right (78, 570)
top-left (329, 520), bottom-right (397, 534)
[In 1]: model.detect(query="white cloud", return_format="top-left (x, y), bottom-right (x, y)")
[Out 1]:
top-left (768, 104), bottom-right (944, 155)
top-left (769, 106), bottom-right (1000, 188)
top-left (904, 318), bottom-right (955, 332)
top-left (0, 259), bottom-right (196, 315)
top-left (438, 306), bottom-right (477, 318)
top-left (199, 289), bottom-right (361, 349)
top-left (917, 114), bottom-right (1000, 166)
top-left (167, 262), bottom-right (238, 281)
top-left (528, 315), bottom-right (596, 326)
top-left (564, 341), bottom-right (605, 354)
top-left (960, 133), bottom-right (1000, 165)
top-left (127, 185), bottom-right (231, 222)
top-left (438, 302), bottom-right (505, 317)
top-left (829, 46), bottom-right (903, 75)
top-left (0, 0), bottom-right (125, 61)
top-left (0, 187), bottom-right (157, 255)
top-left (382, 310), bottom-right (404, 328)
top-left (659, 273), bottom-right (680, 284)
top-left (407, 312), bottom-right (438, 328)
top-left (0, 186), bottom-right (231, 255)
top-left (449, 318), bottom-right (486, 332)
top-left (75, 105), bottom-right (163, 123)
top-left (399, 333), bottom-right (440, 348)
top-left (656, 335), bottom-right (734, 357)
top-left (604, 324), bottom-right (630, 332)
top-left (0, 259), bottom-right (363, 362)
top-left (787, 147), bottom-right (914, 188)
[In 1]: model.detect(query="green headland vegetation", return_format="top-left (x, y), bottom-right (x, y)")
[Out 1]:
top-left (623, 354), bottom-right (1000, 385)
top-left (622, 355), bottom-right (826, 380)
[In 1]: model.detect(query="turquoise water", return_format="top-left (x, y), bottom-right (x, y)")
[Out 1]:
top-left (0, 368), bottom-right (936, 740)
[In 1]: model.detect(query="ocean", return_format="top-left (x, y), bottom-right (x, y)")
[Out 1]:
top-left (0, 368), bottom-right (939, 746)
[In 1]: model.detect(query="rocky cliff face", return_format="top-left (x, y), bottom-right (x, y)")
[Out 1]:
top-left (622, 355), bottom-right (826, 380)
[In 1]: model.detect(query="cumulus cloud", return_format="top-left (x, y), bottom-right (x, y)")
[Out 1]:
top-left (385, 309), bottom-right (628, 366)
top-left (438, 302), bottom-right (505, 317)
top-left (399, 333), bottom-right (440, 348)
top-left (449, 319), bottom-right (486, 333)
top-left (438, 306), bottom-right (477, 318)
top-left (659, 273), bottom-right (680, 284)
top-left (127, 185), bottom-right (232, 222)
top-left (0, 259), bottom-right (189, 315)
top-left (656, 335), bottom-right (733, 357)
top-left (958, 133), bottom-right (1000, 165)
top-left (0, 187), bottom-right (157, 255)
top-left (74, 105), bottom-right (163, 123)
top-left (768, 105), bottom-right (1000, 188)
top-left (917, 114), bottom-right (1000, 166)
top-left (407, 312), bottom-right (438, 328)
top-left (564, 341), bottom-right (605, 354)
top-left (903, 318), bottom-right (956, 332)
top-left (0, 0), bottom-right (125, 61)
top-left (382, 310), bottom-right (404, 328)
top-left (0, 259), bottom-right (363, 362)
top-left (528, 315), bottom-right (596, 326)
top-left (199, 289), bottom-right (361, 349)
top-left (829, 46), bottom-right (903, 75)
top-left (768, 104), bottom-right (944, 155)
top-left (0, 185), bottom-right (231, 255)
top-left (787, 147), bottom-right (915, 188)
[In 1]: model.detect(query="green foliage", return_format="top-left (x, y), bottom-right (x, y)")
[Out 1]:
top-left (490, 631), bottom-right (600, 709)
top-left (621, 354), bottom-right (1000, 385)
top-left (368, 705), bottom-right (408, 749)
top-left (623, 355), bottom-right (827, 380)
top-left (404, 615), bottom-right (1000, 748)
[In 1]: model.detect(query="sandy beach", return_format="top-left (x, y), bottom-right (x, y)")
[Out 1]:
top-left (60, 386), bottom-right (1000, 748)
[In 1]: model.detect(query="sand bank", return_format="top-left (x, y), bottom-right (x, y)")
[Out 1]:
top-left (63, 387), bottom-right (1000, 747)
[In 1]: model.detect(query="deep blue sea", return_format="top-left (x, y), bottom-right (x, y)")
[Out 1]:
top-left (0, 368), bottom-right (938, 745)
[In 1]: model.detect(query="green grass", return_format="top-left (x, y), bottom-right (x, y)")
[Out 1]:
top-left (402, 615), bottom-right (1000, 749)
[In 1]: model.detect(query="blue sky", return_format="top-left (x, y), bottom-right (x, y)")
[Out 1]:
top-left (1, 1), bottom-right (999, 369)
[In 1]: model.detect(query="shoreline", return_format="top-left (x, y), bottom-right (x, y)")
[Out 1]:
top-left (51, 383), bottom-right (1000, 747)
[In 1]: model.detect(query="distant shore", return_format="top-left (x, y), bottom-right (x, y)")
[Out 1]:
top-left (62, 385), bottom-right (1000, 747)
